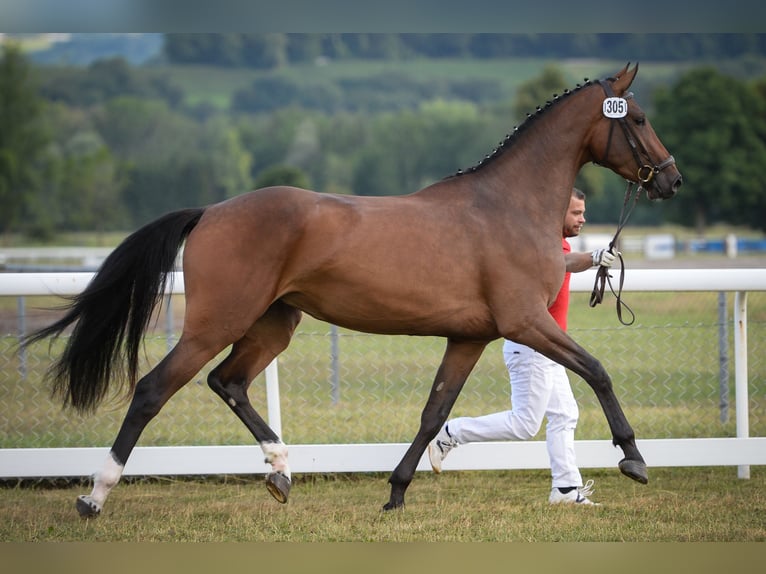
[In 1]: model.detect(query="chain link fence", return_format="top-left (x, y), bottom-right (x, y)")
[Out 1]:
top-left (1, 291), bottom-right (764, 451)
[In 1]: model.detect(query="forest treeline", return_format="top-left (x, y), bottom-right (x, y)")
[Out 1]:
top-left (2, 35), bottom-right (766, 241)
top-left (163, 34), bottom-right (766, 67)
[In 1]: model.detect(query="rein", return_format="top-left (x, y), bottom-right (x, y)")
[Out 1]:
top-left (588, 181), bottom-right (639, 325)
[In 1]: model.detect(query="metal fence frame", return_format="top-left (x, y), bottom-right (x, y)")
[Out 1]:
top-left (1, 269), bottom-right (765, 479)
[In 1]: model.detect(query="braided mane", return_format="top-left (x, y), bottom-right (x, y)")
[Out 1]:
top-left (451, 77), bottom-right (599, 178)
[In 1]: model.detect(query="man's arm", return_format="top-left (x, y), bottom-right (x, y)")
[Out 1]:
top-left (565, 248), bottom-right (617, 273)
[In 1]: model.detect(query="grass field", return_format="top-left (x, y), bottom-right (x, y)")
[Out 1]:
top-left (1, 466), bottom-right (764, 541)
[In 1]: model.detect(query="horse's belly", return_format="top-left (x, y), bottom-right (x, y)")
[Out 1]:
top-left (281, 289), bottom-right (498, 339)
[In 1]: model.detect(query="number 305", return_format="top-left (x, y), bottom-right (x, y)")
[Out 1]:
top-left (602, 97), bottom-right (627, 118)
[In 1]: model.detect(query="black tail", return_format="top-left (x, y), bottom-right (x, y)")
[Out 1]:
top-left (23, 208), bottom-right (205, 414)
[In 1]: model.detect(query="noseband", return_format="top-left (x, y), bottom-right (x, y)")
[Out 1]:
top-left (597, 79), bottom-right (676, 188)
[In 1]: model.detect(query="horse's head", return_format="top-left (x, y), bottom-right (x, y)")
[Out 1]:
top-left (591, 64), bottom-right (682, 200)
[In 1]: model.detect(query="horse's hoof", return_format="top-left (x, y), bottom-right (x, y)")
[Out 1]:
top-left (75, 495), bottom-right (101, 518)
top-left (382, 498), bottom-right (404, 511)
top-left (265, 471), bottom-right (290, 503)
top-left (619, 458), bottom-right (649, 484)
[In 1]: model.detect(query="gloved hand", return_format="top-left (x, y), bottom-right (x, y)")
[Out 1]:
top-left (592, 247), bottom-right (618, 268)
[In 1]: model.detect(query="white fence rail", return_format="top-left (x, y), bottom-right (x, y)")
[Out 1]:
top-left (1, 269), bottom-right (765, 479)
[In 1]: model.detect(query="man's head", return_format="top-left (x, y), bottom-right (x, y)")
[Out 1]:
top-left (563, 187), bottom-right (586, 238)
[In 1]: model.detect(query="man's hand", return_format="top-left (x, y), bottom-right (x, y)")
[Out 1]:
top-left (592, 247), bottom-right (618, 268)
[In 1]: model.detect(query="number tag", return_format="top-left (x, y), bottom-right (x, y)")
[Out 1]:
top-left (603, 97), bottom-right (628, 118)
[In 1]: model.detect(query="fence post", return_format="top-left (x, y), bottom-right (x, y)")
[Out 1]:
top-left (734, 291), bottom-right (749, 479)
top-left (17, 296), bottom-right (26, 379)
top-left (331, 324), bottom-right (340, 405)
top-left (718, 292), bottom-right (729, 423)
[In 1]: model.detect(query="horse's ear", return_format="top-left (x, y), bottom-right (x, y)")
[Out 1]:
top-left (612, 63), bottom-right (639, 95)
top-left (614, 62), bottom-right (631, 78)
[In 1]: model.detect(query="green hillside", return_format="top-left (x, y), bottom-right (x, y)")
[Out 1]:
top-left (152, 58), bottom-right (689, 110)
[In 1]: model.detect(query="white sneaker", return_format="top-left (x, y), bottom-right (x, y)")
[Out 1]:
top-left (549, 479), bottom-right (600, 505)
top-left (428, 424), bottom-right (458, 473)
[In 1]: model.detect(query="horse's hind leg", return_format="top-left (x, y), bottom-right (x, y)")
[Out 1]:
top-left (385, 338), bottom-right (487, 510)
top-left (207, 301), bottom-right (302, 503)
top-left (76, 335), bottom-right (228, 518)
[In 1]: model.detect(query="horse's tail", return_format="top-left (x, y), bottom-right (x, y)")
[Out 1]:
top-left (23, 208), bottom-right (205, 414)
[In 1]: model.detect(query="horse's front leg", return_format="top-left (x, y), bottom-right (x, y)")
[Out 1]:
top-left (384, 339), bottom-right (487, 511)
top-left (520, 319), bottom-right (648, 484)
top-left (559, 349), bottom-right (647, 483)
top-left (579, 359), bottom-right (648, 483)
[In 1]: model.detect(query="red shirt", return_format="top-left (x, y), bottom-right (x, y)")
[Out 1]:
top-left (547, 237), bottom-right (571, 331)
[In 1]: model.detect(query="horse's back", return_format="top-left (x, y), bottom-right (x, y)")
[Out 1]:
top-left (181, 185), bottom-right (383, 297)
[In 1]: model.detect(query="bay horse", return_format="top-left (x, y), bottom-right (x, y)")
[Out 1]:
top-left (26, 63), bottom-right (681, 517)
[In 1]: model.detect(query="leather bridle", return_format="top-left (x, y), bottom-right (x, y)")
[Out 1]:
top-left (597, 79), bottom-right (676, 189)
top-left (589, 79), bottom-right (678, 325)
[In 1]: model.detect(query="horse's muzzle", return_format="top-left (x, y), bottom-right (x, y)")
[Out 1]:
top-left (646, 166), bottom-right (682, 201)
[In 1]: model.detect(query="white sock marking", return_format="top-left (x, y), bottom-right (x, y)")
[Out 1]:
top-left (261, 441), bottom-right (291, 479)
top-left (89, 451), bottom-right (125, 507)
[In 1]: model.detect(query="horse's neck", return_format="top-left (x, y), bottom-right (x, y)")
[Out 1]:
top-left (474, 101), bottom-right (594, 222)
top-left (512, 104), bottom-right (591, 181)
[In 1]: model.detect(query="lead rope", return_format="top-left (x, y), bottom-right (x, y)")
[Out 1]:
top-left (589, 180), bottom-right (641, 325)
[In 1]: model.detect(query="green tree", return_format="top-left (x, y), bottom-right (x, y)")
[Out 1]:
top-left (351, 102), bottom-right (492, 196)
top-left (58, 143), bottom-right (126, 232)
top-left (0, 43), bottom-right (50, 235)
top-left (93, 97), bottom-right (197, 163)
top-left (285, 34), bottom-right (323, 63)
top-left (239, 108), bottom-right (313, 182)
top-left (512, 64), bottom-right (569, 123)
top-left (39, 58), bottom-right (182, 108)
top-left (240, 34), bottom-right (287, 69)
top-left (653, 67), bottom-right (766, 233)
top-left (254, 165), bottom-right (310, 189)
top-left (163, 34), bottom-right (287, 69)
top-left (91, 97), bottom-right (253, 225)
top-left (352, 148), bottom-right (400, 196)
top-left (339, 34), bottom-right (404, 59)
top-left (415, 99), bottom-right (489, 179)
top-left (196, 116), bottom-right (253, 199)
top-left (28, 102), bottom-right (129, 236)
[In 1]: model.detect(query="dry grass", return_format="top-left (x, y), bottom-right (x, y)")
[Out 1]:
top-left (2, 466), bottom-right (764, 542)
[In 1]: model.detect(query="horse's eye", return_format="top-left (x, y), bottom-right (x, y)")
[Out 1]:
top-left (634, 116), bottom-right (646, 126)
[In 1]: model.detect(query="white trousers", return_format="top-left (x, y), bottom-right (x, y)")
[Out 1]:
top-left (447, 340), bottom-right (583, 488)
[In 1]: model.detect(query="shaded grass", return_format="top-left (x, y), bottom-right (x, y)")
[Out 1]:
top-left (1, 466), bottom-right (764, 541)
